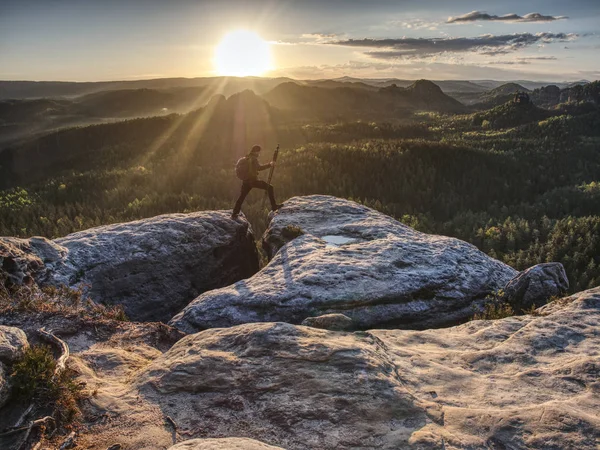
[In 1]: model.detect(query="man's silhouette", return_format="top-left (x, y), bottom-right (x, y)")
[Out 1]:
top-left (231, 145), bottom-right (282, 219)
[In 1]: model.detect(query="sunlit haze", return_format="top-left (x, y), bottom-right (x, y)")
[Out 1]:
top-left (214, 30), bottom-right (272, 76)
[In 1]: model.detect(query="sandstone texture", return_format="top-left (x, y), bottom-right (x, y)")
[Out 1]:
top-left (301, 313), bottom-right (354, 331)
top-left (110, 288), bottom-right (598, 449)
top-left (0, 236), bottom-right (64, 286)
top-left (504, 262), bottom-right (569, 310)
top-left (171, 196), bottom-right (518, 332)
top-left (1, 212), bottom-right (259, 322)
top-left (4, 288), bottom-right (595, 449)
top-left (168, 438), bottom-right (285, 450)
top-left (137, 322), bottom-right (432, 449)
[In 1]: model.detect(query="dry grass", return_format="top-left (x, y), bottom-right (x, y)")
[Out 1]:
top-left (0, 279), bottom-right (128, 322)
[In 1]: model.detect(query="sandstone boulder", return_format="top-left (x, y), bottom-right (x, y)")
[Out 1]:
top-left (1, 212), bottom-right (259, 322)
top-left (504, 262), bottom-right (569, 311)
top-left (0, 325), bottom-right (29, 363)
top-left (136, 322), bottom-right (433, 449)
top-left (168, 438), bottom-right (285, 450)
top-left (301, 313), bottom-right (354, 331)
top-left (134, 288), bottom-right (600, 449)
top-left (171, 196), bottom-right (517, 332)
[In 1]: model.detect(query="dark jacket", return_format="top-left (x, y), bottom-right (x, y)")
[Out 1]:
top-left (247, 154), bottom-right (271, 180)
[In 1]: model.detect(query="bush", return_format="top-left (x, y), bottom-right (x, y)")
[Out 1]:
top-left (472, 300), bottom-right (514, 321)
top-left (472, 289), bottom-right (515, 320)
top-left (11, 345), bottom-right (85, 429)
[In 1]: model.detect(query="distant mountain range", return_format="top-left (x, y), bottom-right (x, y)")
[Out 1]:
top-left (0, 77), bottom-right (591, 100)
top-left (0, 76), bottom-right (597, 149)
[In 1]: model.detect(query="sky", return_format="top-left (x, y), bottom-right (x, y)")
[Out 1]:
top-left (1, 0), bottom-right (599, 82)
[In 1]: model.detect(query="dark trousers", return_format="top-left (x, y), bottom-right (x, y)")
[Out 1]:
top-left (233, 179), bottom-right (277, 215)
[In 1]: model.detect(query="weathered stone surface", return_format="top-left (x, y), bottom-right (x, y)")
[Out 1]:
top-left (136, 322), bottom-right (433, 450)
top-left (0, 325), bottom-right (29, 363)
top-left (0, 236), bottom-right (65, 286)
top-left (301, 313), bottom-right (354, 331)
top-left (504, 262), bottom-right (569, 311)
top-left (168, 438), bottom-right (285, 450)
top-left (2, 212), bottom-right (259, 322)
top-left (132, 288), bottom-right (600, 449)
top-left (32, 288), bottom-right (599, 449)
top-left (171, 196), bottom-right (517, 332)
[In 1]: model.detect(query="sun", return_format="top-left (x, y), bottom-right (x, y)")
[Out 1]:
top-left (214, 30), bottom-right (273, 76)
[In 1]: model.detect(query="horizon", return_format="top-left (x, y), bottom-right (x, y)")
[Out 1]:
top-left (1, 0), bottom-right (599, 83)
top-left (0, 74), bottom-right (595, 84)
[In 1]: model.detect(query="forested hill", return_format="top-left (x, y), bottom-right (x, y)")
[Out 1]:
top-left (1, 84), bottom-right (600, 294)
top-left (263, 79), bottom-right (466, 118)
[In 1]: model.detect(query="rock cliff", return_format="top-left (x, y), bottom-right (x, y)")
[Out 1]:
top-left (171, 196), bottom-right (518, 332)
top-left (0, 212), bottom-right (258, 321)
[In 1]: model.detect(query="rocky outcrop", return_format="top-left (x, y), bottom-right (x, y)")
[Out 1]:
top-left (0, 325), bottom-right (29, 363)
top-left (171, 196), bottom-right (517, 332)
top-left (301, 313), bottom-right (354, 331)
top-left (129, 288), bottom-right (600, 449)
top-left (504, 262), bottom-right (569, 311)
top-left (1, 212), bottom-right (259, 322)
top-left (136, 322), bottom-right (433, 449)
top-left (168, 438), bottom-right (285, 450)
top-left (0, 237), bottom-right (61, 286)
top-left (0, 326), bottom-right (29, 408)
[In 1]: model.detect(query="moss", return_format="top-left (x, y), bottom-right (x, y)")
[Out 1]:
top-left (281, 224), bottom-right (304, 240)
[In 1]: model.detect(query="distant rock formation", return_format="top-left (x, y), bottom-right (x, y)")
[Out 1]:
top-left (170, 196), bottom-right (517, 332)
top-left (0, 212), bottom-right (259, 322)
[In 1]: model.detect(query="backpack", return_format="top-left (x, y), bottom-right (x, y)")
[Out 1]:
top-left (235, 156), bottom-right (250, 180)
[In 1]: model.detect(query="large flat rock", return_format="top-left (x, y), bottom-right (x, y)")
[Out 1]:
top-left (136, 322), bottom-right (433, 449)
top-left (132, 288), bottom-right (600, 449)
top-left (0, 212), bottom-right (258, 322)
top-left (171, 196), bottom-right (517, 332)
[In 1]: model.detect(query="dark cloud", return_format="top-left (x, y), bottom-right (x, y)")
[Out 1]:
top-left (330, 33), bottom-right (575, 59)
top-left (447, 11), bottom-right (567, 23)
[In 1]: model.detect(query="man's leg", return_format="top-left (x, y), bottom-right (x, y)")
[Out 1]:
top-left (232, 182), bottom-right (252, 217)
top-left (252, 180), bottom-right (280, 210)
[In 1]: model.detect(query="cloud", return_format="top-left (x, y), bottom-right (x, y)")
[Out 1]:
top-left (488, 57), bottom-right (558, 65)
top-left (447, 11), bottom-right (567, 24)
top-left (389, 19), bottom-right (439, 31)
top-left (330, 33), bottom-right (577, 59)
top-left (300, 33), bottom-right (338, 43)
top-left (270, 60), bottom-right (582, 82)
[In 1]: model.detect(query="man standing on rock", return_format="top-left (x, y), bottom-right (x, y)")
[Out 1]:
top-left (231, 145), bottom-right (282, 219)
